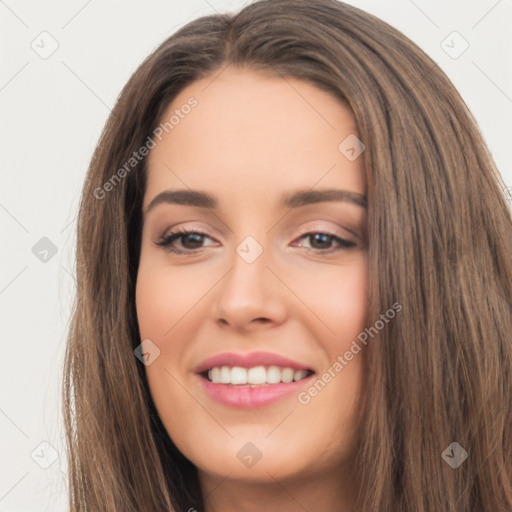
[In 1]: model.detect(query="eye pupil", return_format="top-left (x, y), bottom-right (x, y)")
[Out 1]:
top-left (182, 233), bottom-right (204, 249)
top-left (310, 233), bottom-right (331, 249)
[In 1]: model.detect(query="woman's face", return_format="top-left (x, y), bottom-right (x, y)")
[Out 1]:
top-left (136, 66), bottom-right (368, 494)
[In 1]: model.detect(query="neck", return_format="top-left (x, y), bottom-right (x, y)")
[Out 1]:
top-left (198, 463), bottom-right (359, 512)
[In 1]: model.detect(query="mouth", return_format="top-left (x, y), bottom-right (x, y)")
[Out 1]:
top-left (199, 366), bottom-right (315, 386)
top-left (194, 351), bottom-right (317, 408)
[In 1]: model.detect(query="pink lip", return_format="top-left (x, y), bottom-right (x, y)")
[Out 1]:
top-left (196, 374), bottom-right (315, 408)
top-left (193, 351), bottom-right (316, 409)
top-left (194, 351), bottom-right (314, 374)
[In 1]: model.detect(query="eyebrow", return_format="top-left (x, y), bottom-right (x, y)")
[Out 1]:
top-left (144, 188), bottom-right (367, 214)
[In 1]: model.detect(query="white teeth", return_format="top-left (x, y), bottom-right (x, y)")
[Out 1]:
top-left (267, 366), bottom-right (282, 384)
top-left (206, 365), bottom-right (312, 385)
top-left (230, 367), bottom-right (247, 385)
top-left (281, 368), bottom-right (294, 383)
top-left (293, 370), bottom-right (308, 382)
top-left (219, 366), bottom-right (231, 384)
top-left (247, 366), bottom-right (267, 384)
top-left (210, 367), bottom-right (220, 383)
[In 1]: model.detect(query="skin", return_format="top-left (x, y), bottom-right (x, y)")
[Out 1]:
top-left (136, 66), bottom-right (368, 512)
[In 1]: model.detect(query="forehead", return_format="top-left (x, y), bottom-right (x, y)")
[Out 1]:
top-left (145, 67), bottom-right (366, 209)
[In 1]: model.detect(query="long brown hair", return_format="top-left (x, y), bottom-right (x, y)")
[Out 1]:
top-left (62, 0), bottom-right (512, 510)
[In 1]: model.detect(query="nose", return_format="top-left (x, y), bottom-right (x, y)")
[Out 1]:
top-left (212, 239), bottom-right (288, 333)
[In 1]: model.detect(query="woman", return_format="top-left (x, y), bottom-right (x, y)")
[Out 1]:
top-left (62, 0), bottom-right (512, 510)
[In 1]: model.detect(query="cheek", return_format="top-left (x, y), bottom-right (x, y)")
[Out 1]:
top-left (135, 263), bottom-right (205, 450)
top-left (295, 257), bottom-right (368, 425)
top-left (333, 264), bottom-right (367, 332)
top-left (300, 256), bottom-right (368, 338)
top-left (135, 259), bottom-right (204, 341)
top-left (134, 260), bottom-right (198, 397)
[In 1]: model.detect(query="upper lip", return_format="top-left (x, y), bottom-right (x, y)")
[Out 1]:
top-left (194, 351), bottom-right (315, 374)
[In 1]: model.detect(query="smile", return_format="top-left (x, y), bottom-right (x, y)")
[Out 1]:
top-left (194, 351), bottom-right (317, 408)
top-left (204, 365), bottom-right (314, 386)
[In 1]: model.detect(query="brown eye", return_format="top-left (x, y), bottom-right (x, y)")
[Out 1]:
top-left (155, 228), bottom-right (214, 255)
top-left (294, 232), bottom-right (356, 254)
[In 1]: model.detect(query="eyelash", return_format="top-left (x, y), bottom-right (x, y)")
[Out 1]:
top-left (154, 227), bottom-right (356, 256)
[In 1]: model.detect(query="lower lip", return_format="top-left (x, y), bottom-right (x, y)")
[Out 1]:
top-left (197, 374), bottom-right (315, 408)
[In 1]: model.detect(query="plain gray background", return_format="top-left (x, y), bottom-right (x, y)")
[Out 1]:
top-left (1, 0), bottom-right (511, 510)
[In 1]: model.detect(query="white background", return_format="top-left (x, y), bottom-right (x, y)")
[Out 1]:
top-left (1, 0), bottom-right (511, 510)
